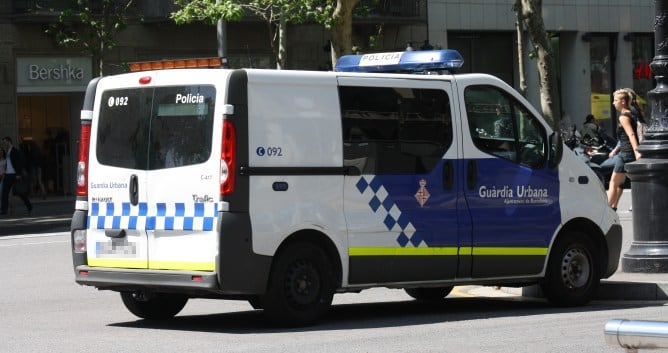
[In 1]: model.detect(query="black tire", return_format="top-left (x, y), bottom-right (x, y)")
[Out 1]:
top-left (120, 291), bottom-right (188, 320)
top-left (247, 296), bottom-right (263, 310)
top-left (540, 232), bottom-right (600, 307)
top-left (405, 286), bottom-right (453, 301)
top-left (261, 243), bottom-right (335, 326)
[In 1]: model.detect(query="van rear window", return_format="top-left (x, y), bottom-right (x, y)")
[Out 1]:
top-left (96, 86), bottom-right (215, 170)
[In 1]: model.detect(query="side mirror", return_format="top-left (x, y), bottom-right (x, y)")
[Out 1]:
top-left (548, 131), bottom-right (563, 169)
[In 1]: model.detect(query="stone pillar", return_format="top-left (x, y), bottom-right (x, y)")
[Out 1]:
top-left (623, 0), bottom-right (668, 273)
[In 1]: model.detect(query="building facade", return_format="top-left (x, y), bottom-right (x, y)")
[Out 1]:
top-left (0, 0), bottom-right (656, 195)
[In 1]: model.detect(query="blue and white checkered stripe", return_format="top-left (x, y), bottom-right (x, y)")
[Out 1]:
top-left (355, 176), bottom-right (422, 247)
top-left (88, 202), bottom-right (219, 231)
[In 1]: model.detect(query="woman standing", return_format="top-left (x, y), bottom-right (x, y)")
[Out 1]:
top-left (607, 89), bottom-right (642, 210)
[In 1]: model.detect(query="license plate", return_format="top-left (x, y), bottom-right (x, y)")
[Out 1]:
top-left (96, 239), bottom-right (137, 258)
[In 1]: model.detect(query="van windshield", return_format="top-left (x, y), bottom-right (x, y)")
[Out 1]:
top-left (96, 85), bottom-right (216, 170)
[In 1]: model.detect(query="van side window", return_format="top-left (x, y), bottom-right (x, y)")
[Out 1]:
top-left (339, 86), bottom-right (453, 174)
top-left (464, 85), bottom-right (546, 169)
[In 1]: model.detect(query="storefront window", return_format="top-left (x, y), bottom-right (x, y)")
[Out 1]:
top-left (590, 35), bottom-right (615, 135)
top-left (631, 34), bottom-right (654, 118)
top-left (449, 32), bottom-right (514, 85)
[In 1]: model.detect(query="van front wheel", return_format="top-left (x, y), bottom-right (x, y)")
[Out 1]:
top-left (540, 232), bottom-right (600, 307)
top-left (261, 243), bottom-right (335, 326)
top-left (120, 291), bottom-right (188, 320)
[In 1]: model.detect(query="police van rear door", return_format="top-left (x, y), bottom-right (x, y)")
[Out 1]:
top-left (86, 70), bottom-right (222, 271)
top-left (86, 75), bottom-right (153, 269)
top-left (143, 78), bottom-right (220, 272)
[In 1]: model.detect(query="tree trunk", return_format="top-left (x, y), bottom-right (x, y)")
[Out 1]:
top-left (514, 0), bottom-right (527, 97)
top-left (519, 0), bottom-right (561, 130)
top-left (277, 15), bottom-right (287, 70)
top-left (329, 0), bottom-right (359, 68)
top-left (98, 41), bottom-right (104, 77)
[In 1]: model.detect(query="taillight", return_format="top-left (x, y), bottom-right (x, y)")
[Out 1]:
top-left (220, 120), bottom-right (236, 196)
top-left (73, 229), bottom-right (87, 253)
top-left (76, 124), bottom-right (91, 196)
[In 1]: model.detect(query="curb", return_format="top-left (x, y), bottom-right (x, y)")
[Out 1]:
top-left (519, 280), bottom-right (668, 301)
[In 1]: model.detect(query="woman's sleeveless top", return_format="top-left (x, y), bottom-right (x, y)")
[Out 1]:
top-left (617, 112), bottom-right (638, 153)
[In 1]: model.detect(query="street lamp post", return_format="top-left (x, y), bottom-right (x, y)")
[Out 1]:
top-left (623, 0), bottom-right (668, 272)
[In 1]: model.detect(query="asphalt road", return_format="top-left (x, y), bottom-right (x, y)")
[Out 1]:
top-left (2, 232), bottom-right (668, 353)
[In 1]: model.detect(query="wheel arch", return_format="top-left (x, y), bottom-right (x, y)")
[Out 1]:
top-left (553, 217), bottom-right (609, 277)
top-left (273, 229), bottom-right (343, 289)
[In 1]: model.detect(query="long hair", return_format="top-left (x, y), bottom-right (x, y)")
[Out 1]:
top-left (623, 88), bottom-right (647, 124)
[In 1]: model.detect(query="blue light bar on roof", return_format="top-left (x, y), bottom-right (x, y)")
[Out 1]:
top-left (335, 49), bottom-right (464, 73)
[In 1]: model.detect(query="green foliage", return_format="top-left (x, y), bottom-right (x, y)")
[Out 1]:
top-left (46, 0), bottom-right (137, 56)
top-left (171, 0), bottom-right (317, 26)
top-left (171, 0), bottom-right (244, 25)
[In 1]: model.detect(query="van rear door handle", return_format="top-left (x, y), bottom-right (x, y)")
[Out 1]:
top-left (129, 174), bottom-right (139, 206)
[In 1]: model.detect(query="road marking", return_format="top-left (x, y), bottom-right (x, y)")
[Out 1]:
top-left (451, 286), bottom-right (476, 298)
top-left (0, 239), bottom-right (69, 247)
top-left (0, 232), bottom-right (69, 247)
top-left (0, 232), bottom-right (68, 240)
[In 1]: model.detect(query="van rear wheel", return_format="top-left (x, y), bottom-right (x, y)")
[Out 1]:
top-left (120, 291), bottom-right (188, 320)
top-left (261, 242), bottom-right (335, 326)
top-left (540, 231), bottom-right (600, 307)
top-left (405, 286), bottom-right (453, 301)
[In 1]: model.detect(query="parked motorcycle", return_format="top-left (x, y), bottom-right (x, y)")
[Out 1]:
top-left (581, 130), bottom-right (630, 190)
top-left (562, 125), bottom-right (604, 184)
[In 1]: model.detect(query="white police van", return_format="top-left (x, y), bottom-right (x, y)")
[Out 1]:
top-left (71, 50), bottom-right (621, 326)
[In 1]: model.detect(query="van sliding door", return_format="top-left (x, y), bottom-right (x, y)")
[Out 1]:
top-left (338, 77), bottom-right (466, 284)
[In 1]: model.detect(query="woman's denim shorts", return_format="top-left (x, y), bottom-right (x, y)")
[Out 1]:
top-left (613, 151), bottom-right (636, 173)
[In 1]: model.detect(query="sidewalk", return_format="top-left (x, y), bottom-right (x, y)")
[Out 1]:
top-left (594, 190), bottom-right (668, 301)
top-left (501, 190), bottom-right (668, 301)
top-left (0, 195), bottom-right (74, 236)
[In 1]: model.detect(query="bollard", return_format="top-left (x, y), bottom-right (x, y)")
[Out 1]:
top-left (605, 319), bottom-right (668, 352)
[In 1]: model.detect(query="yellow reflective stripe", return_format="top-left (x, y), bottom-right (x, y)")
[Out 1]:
top-left (349, 247), bottom-right (547, 256)
top-left (149, 261), bottom-right (215, 271)
top-left (472, 247), bottom-right (548, 256)
top-left (459, 247), bottom-right (473, 255)
top-left (349, 247), bottom-right (458, 256)
top-left (87, 258), bottom-right (215, 271)
top-left (88, 258), bottom-right (147, 268)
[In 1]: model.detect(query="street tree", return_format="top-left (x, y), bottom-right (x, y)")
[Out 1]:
top-left (309, 0), bottom-right (361, 67)
top-left (171, 0), bottom-right (313, 69)
top-left (171, 0), bottom-right (363, 69)
top-left (45, 0), bottom-right (137, 76)
top-left (513, 0), bottom-right (561, 130)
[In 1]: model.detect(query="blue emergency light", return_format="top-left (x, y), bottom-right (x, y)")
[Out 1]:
top-left (334, 49), bottom-right (464, 74)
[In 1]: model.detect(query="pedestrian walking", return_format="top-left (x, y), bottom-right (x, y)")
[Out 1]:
top-left (0, 147), bottom-right (6, 212)
top-left (0, 136), bottom-right (33, 216)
